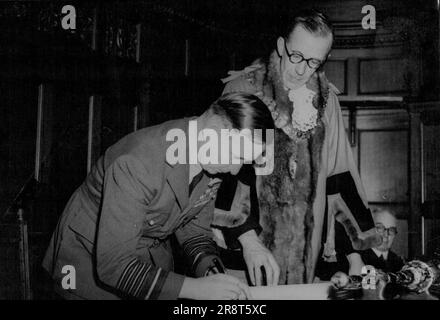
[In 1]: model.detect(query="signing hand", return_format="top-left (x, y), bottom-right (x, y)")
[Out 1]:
top-left (179, 274), bottom-right (253, 300)
top-left (239, 230), bottom-right (280, 286)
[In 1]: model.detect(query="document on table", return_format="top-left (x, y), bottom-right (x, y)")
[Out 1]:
top-left (249, 282), bottom-right (333, 300)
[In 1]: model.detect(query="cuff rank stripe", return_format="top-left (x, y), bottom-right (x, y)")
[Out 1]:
top-left (116, 258), bottom-right (164, 299)
top-left (183, 236), bottom-right (218, 261)
top-left (144, 268), bottom-right (168, 300)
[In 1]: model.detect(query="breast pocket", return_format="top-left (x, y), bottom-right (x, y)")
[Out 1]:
top-left (68, 213), bottom-right (96, 254)
top-left (141, 210), bottom-right (171, 238)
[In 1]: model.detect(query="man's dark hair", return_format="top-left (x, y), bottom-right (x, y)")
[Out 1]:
top-left (209, 92), bottom-right (274, 142)
top-left (284, 9), bottom-right (333, 40)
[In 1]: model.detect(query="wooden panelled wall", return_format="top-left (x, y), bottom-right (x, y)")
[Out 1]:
top-left (0, 3), bottom-right (149, 299)
top-left (0, 2), bottom-right (231, 232)
top-left (339, 107), bottom-right (410, 258)
top-left (317, 0), bottom-right (440, 259)
top-left (408, 102), bottom-right (440, 258)
top-left (322, 18), bottom-right (439, 258)
top-left (323, 43), bottom-right (412, 258)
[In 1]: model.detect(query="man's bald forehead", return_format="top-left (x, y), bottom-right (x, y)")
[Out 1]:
top-left (373, 210), bottom-right (397, 227)
top-left (283, 9), bottom-right (334, 39)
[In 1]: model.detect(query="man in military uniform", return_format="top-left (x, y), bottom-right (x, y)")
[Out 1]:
top-left (43, 92), bottom-right (274, 300)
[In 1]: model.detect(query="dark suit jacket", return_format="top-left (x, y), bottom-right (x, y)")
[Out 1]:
top-left (360, 249), bottom-right (404, 273)
top-left (43, 117), bottom-right (223, 300)
top-left (315, 247), bottom-right (404, 280)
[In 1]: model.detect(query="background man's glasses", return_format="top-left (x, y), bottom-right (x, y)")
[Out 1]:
top-left (283, 38), bottom-right (323, 69)
top-left (375, 225), bottom-right (398, 236)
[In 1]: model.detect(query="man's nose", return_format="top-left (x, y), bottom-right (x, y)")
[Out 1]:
top-left (295, 61), bottom-right (307, 76)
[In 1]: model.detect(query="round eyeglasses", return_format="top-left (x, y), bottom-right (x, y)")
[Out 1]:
top-left (375, 225), bottom-right (398, 236)
top-left (283, 38), bottom-right (323, 69)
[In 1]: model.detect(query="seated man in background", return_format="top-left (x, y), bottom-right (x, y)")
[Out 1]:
top-left (358, 209), bottom-right (404, 273)
top-left (326, 208), bottom-right (404, 278)
top-left (42, 92), bottom-right (274, 300)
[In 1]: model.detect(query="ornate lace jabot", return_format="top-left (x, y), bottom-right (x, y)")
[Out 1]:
top-left (288, 86), bottom-right (318, 133)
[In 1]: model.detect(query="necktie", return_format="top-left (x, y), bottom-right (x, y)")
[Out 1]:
top-left (189, 171), bottom-right (204, 196)
top-left (378, 254), bottom-right (386, 269)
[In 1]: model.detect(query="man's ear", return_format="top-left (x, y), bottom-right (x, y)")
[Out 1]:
top-left (276, 37), bottom-right (284, 58)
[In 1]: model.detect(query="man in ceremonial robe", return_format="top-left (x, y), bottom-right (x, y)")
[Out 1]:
top-left (212, 10), bottom-right (381, 285)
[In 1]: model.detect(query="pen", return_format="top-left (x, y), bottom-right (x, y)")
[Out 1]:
top-left (212, 258), bottom-right (226, 274)
top-left (206, 258), bottom-right (227, 276)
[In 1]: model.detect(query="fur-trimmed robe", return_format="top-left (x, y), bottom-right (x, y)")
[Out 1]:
top-left (213, 51), bottom-right (380, 284)
top-left (254, 52), bottom-right (327, 284)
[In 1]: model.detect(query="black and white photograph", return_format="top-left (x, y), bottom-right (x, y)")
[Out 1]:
top-left (0, 0), bottom-right (440, 305)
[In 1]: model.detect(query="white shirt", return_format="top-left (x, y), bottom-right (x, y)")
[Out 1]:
top-left (372, 247), bottom-right (389, 260)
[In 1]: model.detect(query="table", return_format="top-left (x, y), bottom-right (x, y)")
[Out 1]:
top-left (249, 282), bottom-right (439, 300)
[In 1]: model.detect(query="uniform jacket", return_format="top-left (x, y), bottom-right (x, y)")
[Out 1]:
top-left (43, 117), bottom-right (223, 299)
top-left (360, 249), bottom-right (404, 273)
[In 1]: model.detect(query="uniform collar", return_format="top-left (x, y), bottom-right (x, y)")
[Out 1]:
top-left (189, 163), bottom-right (203, 184)
top-left (165, 118), bottom-right (195, 210)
